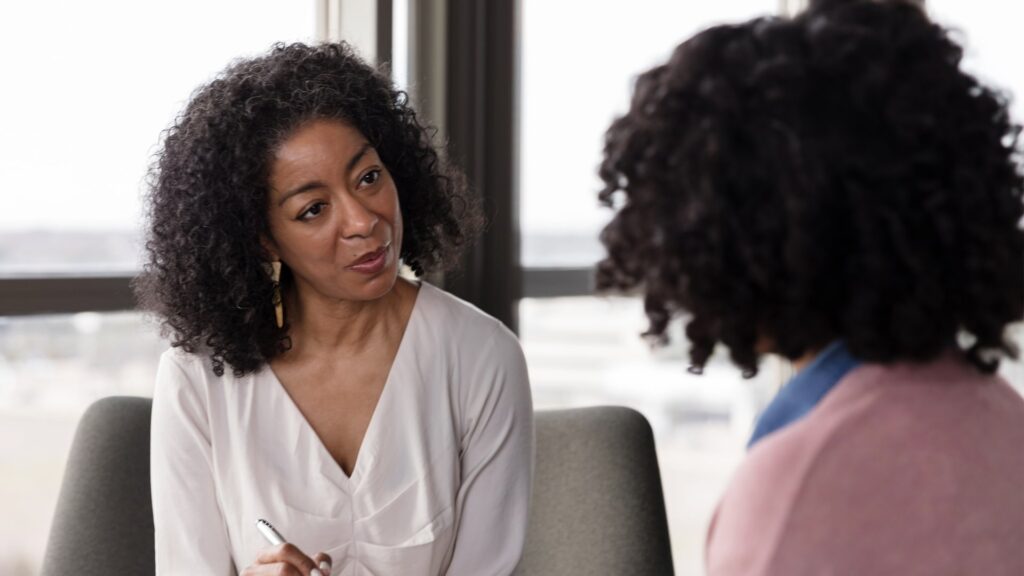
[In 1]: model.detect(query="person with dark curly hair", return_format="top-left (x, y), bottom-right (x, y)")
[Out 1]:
top-left (597, 0), bottom-right (1024, 573)
top-left (138, 42), bottom-right (532, 576)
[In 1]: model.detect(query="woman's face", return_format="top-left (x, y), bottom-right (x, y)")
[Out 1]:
top-left (264, 118), bottom-right (403, 304)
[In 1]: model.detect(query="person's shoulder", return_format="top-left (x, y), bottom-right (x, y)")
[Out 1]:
top-left (813, 353), bottom-right (1024, 436)
top-left (711, 357), bottom-right (1024, 574)
top-left (414, 282), bottom-right (527, 391)
top-left (155, 347), bottom-right (222, 397)
top-left (730, 363), bottom-right (906, 495)
top-left (158, 347), bottom-right (213, 375)
top-left (719, 415), bottom-right (828, 523)
top-left (417, 281), bottom-right (517, 346)
top-left (708, 399), bottom-right (848, 574)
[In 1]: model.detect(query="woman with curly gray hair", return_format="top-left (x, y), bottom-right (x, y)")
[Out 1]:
top-left (599, 0), bottom-right (1024, 573)
top-left (138, 42), bottom-right (532, 576)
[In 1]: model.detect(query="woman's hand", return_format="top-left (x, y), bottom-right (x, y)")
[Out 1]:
top-left (240, 543), bottom-right (332, 576)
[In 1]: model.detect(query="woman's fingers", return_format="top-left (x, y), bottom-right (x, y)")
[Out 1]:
top-left (241, 562), bottom-right (304, 576)
top-left (313, 552), bottom-right (333, 575)
top-left (254, 543), bottom-right (323, 575)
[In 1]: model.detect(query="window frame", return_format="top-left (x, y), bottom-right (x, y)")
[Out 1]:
top-left (0, 0), bottom-right (393, 318)
top-left (438, 0), bottom-right (806, 325)
top-left (0, 0), bottom-right (807, 320)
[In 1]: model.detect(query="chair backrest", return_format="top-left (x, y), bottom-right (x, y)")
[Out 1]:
top-left (42, 400), bottom-right (673, 575)
top-left (41, 396), bottom-right (155, 576)
top-left (514, 406), bottom-right (674, 576)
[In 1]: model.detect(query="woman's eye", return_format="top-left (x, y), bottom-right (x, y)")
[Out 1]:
top-left (361, 169), bottom-right (381, 186)
top-left (298, 201), bottom-right (326, 221)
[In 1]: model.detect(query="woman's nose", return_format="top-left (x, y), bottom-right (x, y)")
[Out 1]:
top-left (337, 193), bottom-right (378, 239)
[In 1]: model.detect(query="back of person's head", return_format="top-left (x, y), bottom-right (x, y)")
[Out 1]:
top-left (597, 0), bottom-right (1024, 375)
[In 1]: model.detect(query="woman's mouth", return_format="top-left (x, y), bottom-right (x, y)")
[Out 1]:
top-left (347, 244), bottom-right (389, 274)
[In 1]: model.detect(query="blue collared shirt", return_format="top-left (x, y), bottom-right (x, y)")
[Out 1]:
top-left (747, 341), bottom-right (861, 448)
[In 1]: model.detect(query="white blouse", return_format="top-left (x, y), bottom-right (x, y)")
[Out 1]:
top-left (150, 282), bottom-right (533, 575)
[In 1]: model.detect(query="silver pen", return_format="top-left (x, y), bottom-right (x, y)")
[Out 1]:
top-left (255, 518), bottom-right (286, 546)
top-left (256, 519), bottom-right (328, 576)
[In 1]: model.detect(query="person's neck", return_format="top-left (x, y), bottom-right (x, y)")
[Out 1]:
top-left (791, 348), bottom-right (820, 374)
top-left (285, 278), bottom-right (413, 358)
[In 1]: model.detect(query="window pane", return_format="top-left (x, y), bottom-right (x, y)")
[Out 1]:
top-left (924, 1), bottom-right (1024, 395)
top-left (0, 3), bottom-right (316, 572)
top-left (927, 1), bottom-right (1024, 121)
top-left (520, 296), bottom-right (785, 576)
top-left (519, 0), bottom-right (779, 266)
top-left (0, 0), bottom-right (315, 274)
top-left (0, 312), bottom-right (166, 575)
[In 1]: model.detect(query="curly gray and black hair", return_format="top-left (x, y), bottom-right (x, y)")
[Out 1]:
top-left (135, 42), bottom-right (481, 376)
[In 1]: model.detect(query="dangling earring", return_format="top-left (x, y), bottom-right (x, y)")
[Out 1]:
top-left (268, 261), bottom-right (284, 328)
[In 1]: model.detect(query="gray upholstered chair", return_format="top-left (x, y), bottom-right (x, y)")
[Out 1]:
top-left (514, 406), bottom-right (674, 575)
top-left (42, 399), bottom-right (674, 575)
top-left (41, 396), bottom-right (154, 576)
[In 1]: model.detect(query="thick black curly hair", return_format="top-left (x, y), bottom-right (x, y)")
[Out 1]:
top-left (136, 42), bottom-right (481, 376)
top-left (597, 0), bottom-right (1024, 376)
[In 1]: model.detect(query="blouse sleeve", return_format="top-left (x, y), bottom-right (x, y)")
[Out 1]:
top-left (150, 351), bottom-right (235, 575)
top-left (446, 325), bottom-right (534, 576)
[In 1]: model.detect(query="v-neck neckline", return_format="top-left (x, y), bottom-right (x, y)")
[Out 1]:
top-left (264, 281), bottom-right (426, 489)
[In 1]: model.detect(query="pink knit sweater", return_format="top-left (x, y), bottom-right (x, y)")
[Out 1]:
top-left (707, 354), bottom-right (1024, 575)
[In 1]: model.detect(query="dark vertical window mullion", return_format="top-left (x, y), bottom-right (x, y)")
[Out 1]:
top-left (443, 0), bottom-right (521, 332)
top-left (376, 0), bottom-right (393, 67)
